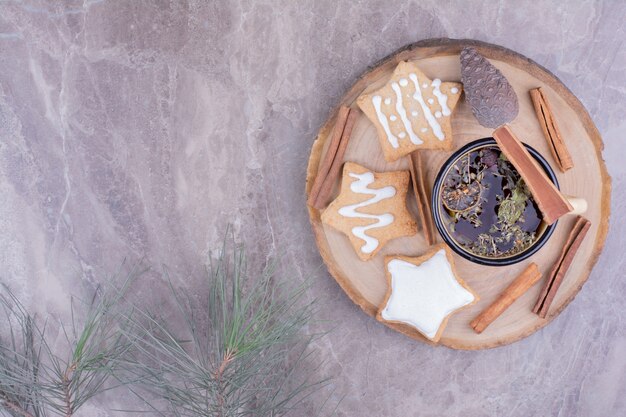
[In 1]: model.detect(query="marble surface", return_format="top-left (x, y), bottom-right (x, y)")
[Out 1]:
top-left (0, 0), bottom-right (624, 416)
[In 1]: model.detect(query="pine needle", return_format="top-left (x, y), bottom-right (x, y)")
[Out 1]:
top-left (0, 265), bottom-right (140, 416)
top-left (120, 235), bottom-right (330, 416)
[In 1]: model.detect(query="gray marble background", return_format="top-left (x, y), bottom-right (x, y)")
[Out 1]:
top-left (1, 0), bottom-right (624, 416)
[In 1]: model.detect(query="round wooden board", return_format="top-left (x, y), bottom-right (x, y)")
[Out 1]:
top-left (305, 39), bottom-right (611, 350)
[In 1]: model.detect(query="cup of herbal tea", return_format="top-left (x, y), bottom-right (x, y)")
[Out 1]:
top-left (432, 138), bottom-right (564, 267)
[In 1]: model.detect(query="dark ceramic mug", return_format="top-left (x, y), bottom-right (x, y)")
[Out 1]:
top-left (431, 138), bottom-right (559, 267)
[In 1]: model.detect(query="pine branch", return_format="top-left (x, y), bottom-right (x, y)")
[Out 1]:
top-left (120, 234), bottom-right (330, 416)
top-left (213, 349), bottom-right (235, 417)
top-left (0, 288), bottom-right (43, 417)
top-left (61, 364), bottom-right (74, 417)
top-left (0, 265), bottom-right (140, 416)
top-left (0, 391), bottom-right (35, 417)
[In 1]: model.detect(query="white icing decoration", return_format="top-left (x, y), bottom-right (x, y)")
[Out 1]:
top-left (391, 82), bottom-right (423, 145)
top-left (390, 115), bottom-right (397, 121)
top-left (411, 110), bottom-right (418, 117)
top-left (451, 87), bottom-right (459, 94)
top-left (380, 249), bottom-right (475, 340)
top-left (399, 78), bottom-right (408, 87)
top-left (428, 98), bottom-right (434, 104)
top-left (398, 132), bottom-right (406, 138)
top-left (384, 98), bottom-right (392, 105)
top-left (372, 95), bottom-right (399, 148)
top-left (338, 172), bottom-right (396, 254)
top-left (409, 73), bottom-right (445, 140)
top-left (431, 79), bottom-right (451, 116)
top-left (435, 111), bottom-right (442, 118)
top-left (422, 83), bottom-right (428, 88)
top-left (421, 127), bottom-right (428, 132)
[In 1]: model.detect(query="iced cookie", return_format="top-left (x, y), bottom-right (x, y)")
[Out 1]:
top-left (321, 162), bottom-right (417, 261)
top-left (357, 61), bottom-right (463, 162)
top-left (377, 245), bottom-right (478, 342)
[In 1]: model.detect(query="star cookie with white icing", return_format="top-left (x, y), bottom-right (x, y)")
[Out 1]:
top-left (377, 245), bottom-right (478, 342)
top-left (321, 162), bottom-right (417, 261)
top-left (357, 61), bottom-right (463, 162)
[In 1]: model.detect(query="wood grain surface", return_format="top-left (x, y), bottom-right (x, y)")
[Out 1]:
top-left (305, 39), bottom-right (611, 350)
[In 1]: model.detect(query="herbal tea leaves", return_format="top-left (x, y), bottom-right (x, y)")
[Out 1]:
top-left (497, 181), bottom-right (530, 225)
top-left (442, 146), bottom-right (541, 258)
top-left (441, 153), bottom-right (486, 212)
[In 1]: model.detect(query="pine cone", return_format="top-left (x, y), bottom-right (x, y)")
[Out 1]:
top-left (460, 47), bottom-right (519, 128)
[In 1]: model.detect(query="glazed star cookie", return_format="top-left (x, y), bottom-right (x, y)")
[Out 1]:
top-left (377, 245), bottom-right (478, 342)
top-left (357, 61), bottom-right (463, 162)
top-left (321, 162), bottom-right (417, 261)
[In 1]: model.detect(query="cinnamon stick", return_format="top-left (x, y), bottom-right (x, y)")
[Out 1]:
top-left (493, 125), bottom-right (572, 225)
top-left (533, 216), bottom-right (591, 318)
top-left (529, 87), bottom-right (573, 172)
top-left (408, 151), bottom-right (435, 245)
top-left (470, 263), bottom-right (542, 334)
top-left (308, 106), bottom-right (356, 209)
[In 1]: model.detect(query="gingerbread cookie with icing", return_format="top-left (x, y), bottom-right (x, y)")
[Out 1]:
top-left (321, 162), bottom-right (417, 261)
top-left (357, 61), bottom-right (463, 162)
top-left (377, 245), bottom-right (478, 343)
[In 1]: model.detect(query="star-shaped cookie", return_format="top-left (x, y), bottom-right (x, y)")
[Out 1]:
top-left (357, 61), bottom-right (463, 162)
top-left (321, 162), bottom-right (417, 261)
top-left (377, 245), bottom-right (478, 342)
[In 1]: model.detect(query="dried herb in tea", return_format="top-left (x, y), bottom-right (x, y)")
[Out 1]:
top-left (440, 146), bottom-right (543, 258)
